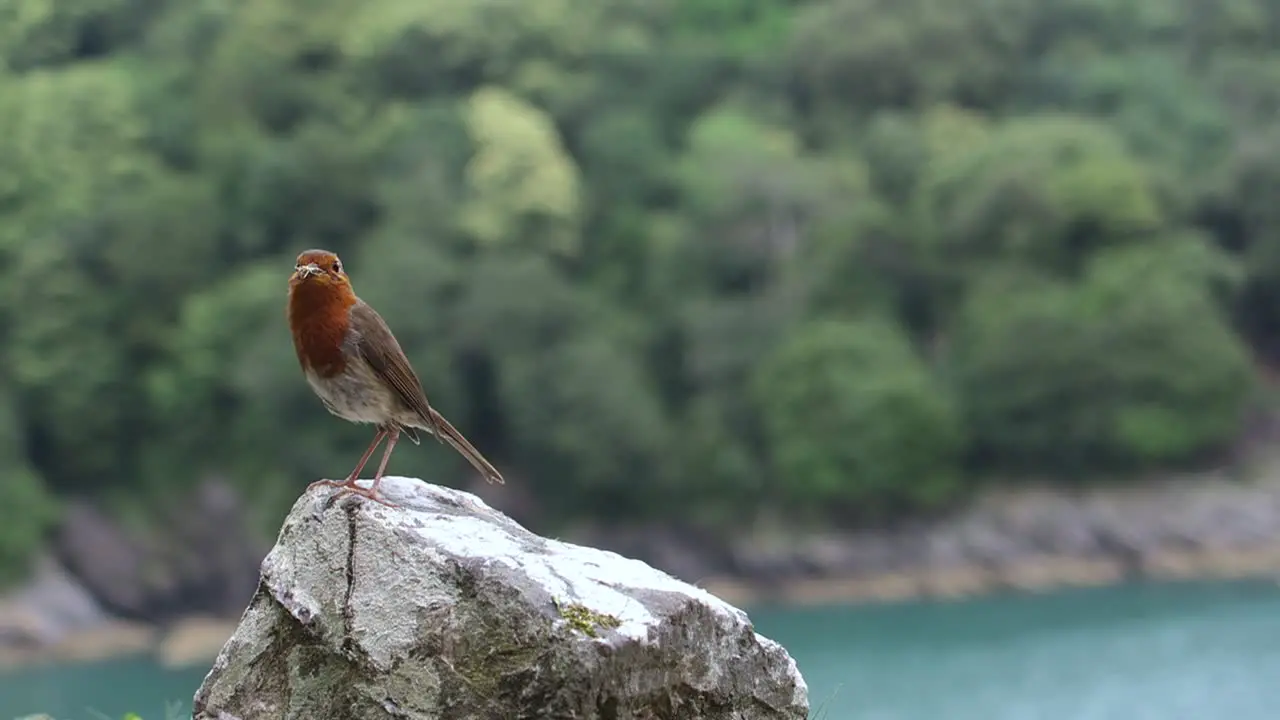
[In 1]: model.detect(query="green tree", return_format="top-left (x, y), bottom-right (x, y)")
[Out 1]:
top-left (0, 0), bottom-right (161, 70)
top-left (0, 380), bottom-right (58, 585)
top-left (916, 114), bottom-right (1164, 279)
top-left (754, 317), bottom-right (965, 519)
top-left (460, 86), bottom-right (583, 257)
top-left (4, 0), bottom-right (1280, 584)
top-left (786, 0), bottom-right (1029, 114)
top-left (949, 238), bottom-right (1254, 473)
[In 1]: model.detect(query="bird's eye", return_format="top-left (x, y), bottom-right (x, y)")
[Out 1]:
top-left (332, 260), bottom-right (342, 274)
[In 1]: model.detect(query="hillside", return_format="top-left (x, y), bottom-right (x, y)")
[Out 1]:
top-left (2, 0), bottom-right (1279, 585)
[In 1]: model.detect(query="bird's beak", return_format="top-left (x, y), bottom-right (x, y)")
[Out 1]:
top-left (294, 263), bottom-right (322, 279)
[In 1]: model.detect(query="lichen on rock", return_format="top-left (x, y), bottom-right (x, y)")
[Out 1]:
top-left (554, 597), bottom-right (622, 637)
top-left (192, 476), bottom-right (809, 719)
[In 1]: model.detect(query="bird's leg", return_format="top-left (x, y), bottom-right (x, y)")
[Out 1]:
top-left (334, 427), bottom-right (401, 507)
top-left (346, 428), bottom-right (388, 482)
top-left (370, 427), bottom-right (401, 490)
top-left (309, 427), bottom-right (386, 492)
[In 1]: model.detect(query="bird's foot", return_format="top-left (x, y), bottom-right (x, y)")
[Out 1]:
top-left (309, 474), bottom-right (399, 507)
top-left (308, 477), bottom-right (352, 491)
top-left (332, 485), bottom-right (398, 508)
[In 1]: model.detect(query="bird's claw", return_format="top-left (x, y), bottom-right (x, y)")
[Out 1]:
top-left (332, 483), bottom-right (399, 508)
top-left (309, 477), bottom-right (399, 508)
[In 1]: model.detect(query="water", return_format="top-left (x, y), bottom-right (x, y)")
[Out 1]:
top-left (2, 580), bottom-right (1279, 719)
top-left (0, 655), bottom-right (207, 720)
top-left (759, 579), bottom-right (1280, 720)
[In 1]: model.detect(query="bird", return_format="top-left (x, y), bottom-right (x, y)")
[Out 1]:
top-left (286, 248), bottom-right (504, 506)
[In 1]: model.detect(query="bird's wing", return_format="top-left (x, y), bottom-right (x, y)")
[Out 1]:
top-left (350, 300), bottom-right (503, 484)
top-left (349, 300), bottom-right (442, 441)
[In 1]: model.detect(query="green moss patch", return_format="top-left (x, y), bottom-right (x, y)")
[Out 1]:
top-left (553, 598), bottom-right (622, 637)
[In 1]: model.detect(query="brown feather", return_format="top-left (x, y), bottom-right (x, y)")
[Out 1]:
top-left (425, 406), bottom-right (505, 484)
top-left (350, 301), bottom-right (505, 484)
top-left (349, 300), bottom-right (445, 441)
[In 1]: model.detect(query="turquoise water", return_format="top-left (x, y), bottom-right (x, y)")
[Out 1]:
top-left (767, 580), bottom-right (1280, 719)
top-left (0, 655), bottom-right (207, 720)
top-left (3, 580), bottom-right (1280, 719)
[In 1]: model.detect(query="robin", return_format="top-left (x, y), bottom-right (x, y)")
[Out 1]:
top-left (287, 248), bottom-right (503, 506)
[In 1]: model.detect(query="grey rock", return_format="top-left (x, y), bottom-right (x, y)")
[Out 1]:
top-left (726, 538), bottom-right (805, 581)
top-left (921, 528), bottom-right (974, 569)
top-left (1180, 489), bottom-right (1280, 548)
top-left (0, 555), bottom-right (108, 647)
top-left (166, 477), bottom-right (268, 617)
top-left (992, 495), bottom-right (1103, 556)
top-left (785, 531), bottom-right (928, 577)
top-left (53, 479), bottom-right (265, 621)
top-left (54, 501), bottom-right (147, 617)
top-left (193, 477), bottom-right (808, 720)
top-left (800, 533), bottom-right (894, 575)
top-left (948, 520), bottom-right (1024, 566)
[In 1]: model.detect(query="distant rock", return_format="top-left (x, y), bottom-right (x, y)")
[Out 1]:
top-left (193, 477), bottom-right (809, 720)
top-left (0, 555), bottom-right (154, 668)
top-left (0, 555), bottom-right (108, 648)
top-left (54, 502), bottom-right (148, 617)
top-left (698, 475), bottom-right (1280, 606)
top-left (54, 478), bottom-right (265, 620)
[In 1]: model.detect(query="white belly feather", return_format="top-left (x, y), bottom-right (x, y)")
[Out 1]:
top-left (304, 360), bottom-right (400, 425)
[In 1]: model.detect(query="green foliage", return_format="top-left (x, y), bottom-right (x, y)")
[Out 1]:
top-left (787, 0), bottom-right (1028, 111)
top-left (0, 382), bottom-right (58, 585)
top-left (503, 331), bottom-right (674, 519)
top-left (917, 114), bottom-right (1162, 276)
top-left (0, 0), bottom-right (159, 70)
top-left (754, 318), bottom-right (965, 518)
top-left (461, 87), bottom-right (583, 255)
top-left (0, 0), bottom-right (1276, 577)
top-left (949, 239), bottom-right (1255, 473)
top-left (0, 463), bottom-right (58, 586)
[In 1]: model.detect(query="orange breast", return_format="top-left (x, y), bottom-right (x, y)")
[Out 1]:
top-left (288, 280), bottom-right (356, 379)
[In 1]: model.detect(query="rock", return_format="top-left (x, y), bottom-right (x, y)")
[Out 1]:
top-left (803, 530), bottom-right (926, 576)
top-left (54, 479), bottom-right (266, 621)
top-left (685, 477), bottom-right (1280, 607)
top-left (0, 555), bottom-right (109, 647)
top-left (54, 501), bottom-right (149, 617)
top-left (943, 519), bottom-right (1025, 566)
top-left (0, 556), bottom-right (161, 668)
top-left (0, 604), bottom-right (43, 661)
top-left (163, 479), bottom-right (269, 617)
top-left (987, 491), bottom-right (1104, 556)
top-left (194, 477), bottom-right (808, 720)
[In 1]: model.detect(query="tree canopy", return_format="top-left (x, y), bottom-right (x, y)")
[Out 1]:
top-left (0, 0), bottom-right (1273, 582)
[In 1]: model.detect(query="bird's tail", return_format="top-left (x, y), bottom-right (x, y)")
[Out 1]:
top-left (427, 408), bottom-right (505, 484)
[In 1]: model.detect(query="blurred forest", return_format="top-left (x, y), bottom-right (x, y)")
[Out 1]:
top-left (1, 0), bottom-right (1277, 584)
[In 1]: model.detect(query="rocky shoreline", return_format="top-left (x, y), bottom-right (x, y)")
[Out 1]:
top-left (0, 554), bottom-right (238, 672)
top-left (0, 478), bottom-right (264, 672)
top-left (580, 464), bottom-right (1280, 607)
top-left (5, 466), bottom-right (1280, 671)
